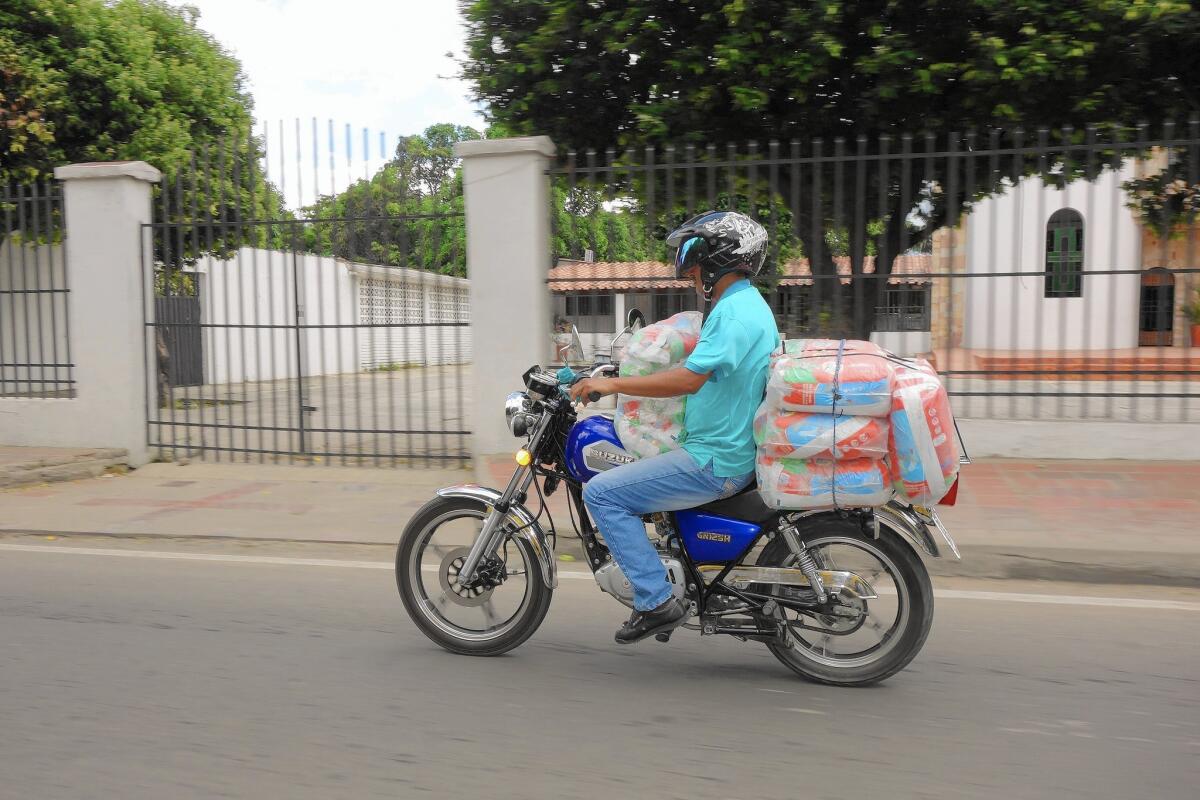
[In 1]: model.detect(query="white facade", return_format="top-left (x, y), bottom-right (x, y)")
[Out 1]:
top-left (962, 166), bottom-right (1142, 351)
top-left (192, 247), bottom-right (471, 386)
top-left (870, 330), bottom-right (931, 356)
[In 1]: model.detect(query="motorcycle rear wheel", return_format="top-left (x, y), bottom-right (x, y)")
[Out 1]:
top-left (396, 495), bottom-right (553, 656)
top-left (756, 517), bottom-right (933, 686)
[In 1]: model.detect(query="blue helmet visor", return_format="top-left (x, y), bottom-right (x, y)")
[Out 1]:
top-left (674, 236), bottom-right (706, 277)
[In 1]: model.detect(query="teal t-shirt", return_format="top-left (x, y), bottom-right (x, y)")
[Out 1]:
top-left (681, 280), bottom-right (780, 477)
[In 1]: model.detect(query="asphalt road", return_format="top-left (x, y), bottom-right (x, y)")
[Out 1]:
top-left (2, 543), bottom-right (1197, 800)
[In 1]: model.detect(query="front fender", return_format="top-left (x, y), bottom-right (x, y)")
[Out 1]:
top-left (435, 485), bottom-right (559, 589)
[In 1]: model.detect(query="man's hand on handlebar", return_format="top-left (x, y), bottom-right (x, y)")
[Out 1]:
top-left (569, 377), bottom-right (618, 406)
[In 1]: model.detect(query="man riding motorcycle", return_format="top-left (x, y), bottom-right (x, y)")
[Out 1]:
top-left (569, 211), bottom-right (781, 644)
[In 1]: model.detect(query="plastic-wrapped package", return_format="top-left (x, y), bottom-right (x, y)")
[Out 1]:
top-left (780, 338), bottom-right (886, 357)
top-left (615, 397), bottom-right (688, 460)
top-left (618, 311), bottom-right (703, 375)
top-left (757, 454), bottom-right (894, 510)
top-left (754, 404), bottom-right (889, 461)
top-left (614, 311), bottom-right (703, 459)
top-left (888, 365), bottom-right (960, 505)
top-left (767, 350), bottom-right (894, 417)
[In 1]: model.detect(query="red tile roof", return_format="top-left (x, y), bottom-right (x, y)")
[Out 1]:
top-left (547, 254), bottom-right (931, 292)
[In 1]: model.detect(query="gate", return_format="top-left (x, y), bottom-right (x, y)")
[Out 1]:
top-left (155, 291), bottom-right (203, 387)
top-left (144, 209), bottom-right (470, 467)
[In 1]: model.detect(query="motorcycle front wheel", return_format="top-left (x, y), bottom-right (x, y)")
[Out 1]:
top-left (396, 495), bottom-right (553, 656)
top-left (756, 516), bottom-right (934, 686)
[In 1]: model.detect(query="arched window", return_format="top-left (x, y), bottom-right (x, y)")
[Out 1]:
top-left (1045, 209), bottom-right (1084, 298)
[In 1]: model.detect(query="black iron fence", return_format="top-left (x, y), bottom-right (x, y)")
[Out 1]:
top-left (549, 124), bottom-right (1200, 422)
top-left (0, 183), bottom-right (73, 398)
top-left (144, 148), bottom-right (470, 466)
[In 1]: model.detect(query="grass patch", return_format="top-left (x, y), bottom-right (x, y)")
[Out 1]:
top-left (365, 362), bottom-right (421, 373)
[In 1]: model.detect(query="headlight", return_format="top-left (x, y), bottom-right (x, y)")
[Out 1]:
top-left (505, 391), bottom-right (535, 437)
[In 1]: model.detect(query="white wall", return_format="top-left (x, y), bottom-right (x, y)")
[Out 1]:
top-left (871, 330), bottom-right (931, 356)
top-left (353, 263), bottom-right (471, 368)
top-left (963, 166), bottom-right (1142, 351)
top-left (193, 248), bottom-right (471, 386)
top-left (0, 240), bottom-right (70, 395)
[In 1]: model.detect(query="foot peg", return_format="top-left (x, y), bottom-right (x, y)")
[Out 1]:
top-left (654, 632), bottom-right (672, 643)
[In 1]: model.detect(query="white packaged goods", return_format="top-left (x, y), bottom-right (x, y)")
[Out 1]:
top-left (754, 406), bottom-right (889, 461)
top-left (614, 312), bottom-right (703, 459)
top-left (767, 346), bottom-right (895, 417)
top-left (754, 339), bottom-right (958, 511)
top-left (756, 454), bottom-right (894, 510)
top-left (887, 364), bottom-right (960, 505)
top-left (779, 338), bottom-right (887, 357)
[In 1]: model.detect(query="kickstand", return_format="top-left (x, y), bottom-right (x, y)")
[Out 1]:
top-left (654, 632), bottom-right (673, 643)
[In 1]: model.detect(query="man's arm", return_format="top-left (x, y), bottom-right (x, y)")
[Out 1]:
top-left (568, 367), bottom-right (709, 405)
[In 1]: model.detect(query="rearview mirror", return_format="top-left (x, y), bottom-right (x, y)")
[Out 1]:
top-left (626, 308), bottom-right (646, 331)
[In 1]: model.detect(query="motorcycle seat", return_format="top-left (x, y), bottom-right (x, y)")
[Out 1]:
top-left (694, 481), bottom-right (777, 524)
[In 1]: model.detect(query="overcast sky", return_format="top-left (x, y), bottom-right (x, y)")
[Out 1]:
top-left (176, 0), bottom-right (486, 207)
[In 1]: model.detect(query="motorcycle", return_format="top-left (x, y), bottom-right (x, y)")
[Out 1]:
top-left (396, 310), bottom-right (962, 686)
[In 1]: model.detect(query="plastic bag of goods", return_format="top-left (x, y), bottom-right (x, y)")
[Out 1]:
top-left (754, 405), bottom-right (889, 461)
top-left (888, 365), bottom-right (960, 505)
top-left (618, 311), bottom-right (703, 375)
top-left (778, 338), bottom-right (887, 358)
top-left (757, 454), bottom-right (894, 510)
top-left (767, 346), bottom-right (894, 417)
top-left (614, 311), bottom-right (703, 459)
top-left (615, 397), bottom-right (688, 460)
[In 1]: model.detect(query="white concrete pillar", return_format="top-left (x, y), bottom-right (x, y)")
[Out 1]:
top-left (612, 292), bottom-right (626, 339)
top-left (15, 161), bottom-right (160, 462)
top-left (455, 137), bottom-right (556, 460)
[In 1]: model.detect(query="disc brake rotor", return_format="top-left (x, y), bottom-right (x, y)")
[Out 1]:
top-left (437, 546), bottom-right (496, 608)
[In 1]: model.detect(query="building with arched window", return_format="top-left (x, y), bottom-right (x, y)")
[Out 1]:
top-left (958, 165), bottom-right (1144, 351)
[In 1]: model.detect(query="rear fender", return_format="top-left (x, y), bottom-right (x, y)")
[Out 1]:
top-left (874, 501), bottom-right (955, 560)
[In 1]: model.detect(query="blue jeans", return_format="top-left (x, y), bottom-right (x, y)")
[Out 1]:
top-left (582, 448), bottom-right (754, 611)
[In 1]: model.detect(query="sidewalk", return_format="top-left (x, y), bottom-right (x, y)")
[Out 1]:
top-left (1, 454), bottom-right (1197, 586)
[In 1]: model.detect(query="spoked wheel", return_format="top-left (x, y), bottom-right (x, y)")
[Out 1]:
top-left (396, 496), bottom-right (552, 656)
top-left (756, 517), bottom-right (933, 686)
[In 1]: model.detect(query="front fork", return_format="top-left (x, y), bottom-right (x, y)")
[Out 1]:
top-left (456, 412), bottom-right (553, 585)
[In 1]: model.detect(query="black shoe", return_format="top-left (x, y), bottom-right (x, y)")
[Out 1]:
top-left (615, 598), bottom-right (688, 645)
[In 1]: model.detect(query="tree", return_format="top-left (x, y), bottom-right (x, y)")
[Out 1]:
top-left (304, 123), bottom-right (666, 275)
top-left (301, 125), bottom-right (486, 276)
top-left (0, 0), bottom-right (285, 261)
top-left (460, 0), bottom-right (1200, 335)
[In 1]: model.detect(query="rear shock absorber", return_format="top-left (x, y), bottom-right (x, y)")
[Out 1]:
top-left (780, 522), bottom-right (827, 604)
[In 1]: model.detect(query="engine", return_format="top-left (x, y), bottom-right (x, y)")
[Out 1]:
top-left (593, 555), bottom-right (688, 608)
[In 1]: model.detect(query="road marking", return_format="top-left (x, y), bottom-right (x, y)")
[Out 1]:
top-left (2, 543), bottom-right (1199, 610)
top-left (0, 543), bottom-right (393, 570)
top-left (0, 543), bottom-right (594, 578)
top-left (925, 588), bottom-right (1200, 611)
top-left (1000, 728), bottom-right (1059, 736)
top-left (786, 708), bottom-right (827, 715)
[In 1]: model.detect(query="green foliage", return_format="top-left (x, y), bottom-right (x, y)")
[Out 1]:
top-left (1123, 154), bottom-right (1200, 237)
top-left (461, 0), bottom-right (1200, 334)
top-left (462, 0), bottom-right (1197, 151)
top-left (300, 124), bottom-right (481, 276)
top-left (0, 0), bottom-right (285, 260)
top-left (1183, 288), bottom-right (1200, 325)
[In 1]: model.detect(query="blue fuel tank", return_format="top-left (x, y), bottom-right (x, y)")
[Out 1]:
top-left (565, 415), bottom-right (637, 483)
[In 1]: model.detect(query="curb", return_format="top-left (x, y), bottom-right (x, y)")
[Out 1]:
top-left (2, 528), bottom-right (1196, 589)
